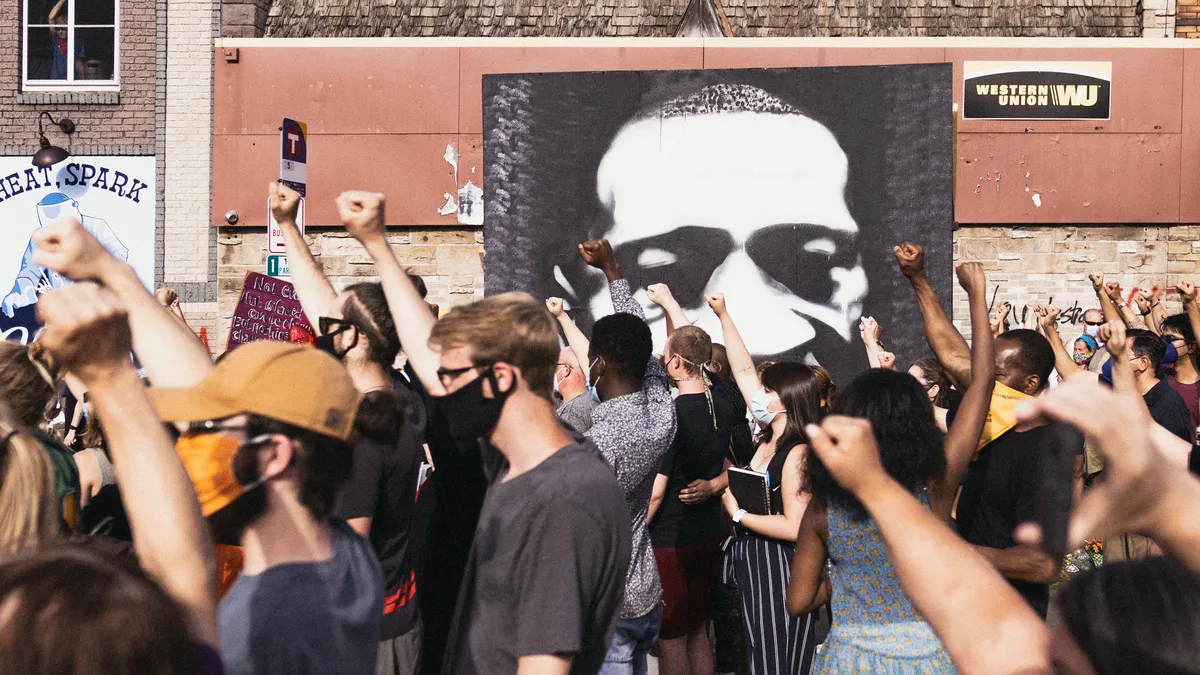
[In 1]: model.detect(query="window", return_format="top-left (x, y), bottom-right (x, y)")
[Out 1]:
top-left (23, 0), bottom-right (119, 89)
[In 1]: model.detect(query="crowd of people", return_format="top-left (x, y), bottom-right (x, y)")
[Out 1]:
top-left (0, 181), bottom-right (1198, 675)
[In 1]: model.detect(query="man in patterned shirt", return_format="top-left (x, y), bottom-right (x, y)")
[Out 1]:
top-left (578, 239), bottom-right (678, 675)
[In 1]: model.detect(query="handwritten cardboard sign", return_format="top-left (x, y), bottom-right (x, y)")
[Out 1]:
top-left (227, 272), bottom-right (313, 350)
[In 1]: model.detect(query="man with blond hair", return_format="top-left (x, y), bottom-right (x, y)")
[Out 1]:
top-left (332, 191), bottom-right (631, 675)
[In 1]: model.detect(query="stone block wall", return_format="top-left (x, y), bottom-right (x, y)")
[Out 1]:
top-left (215, 226), bottom-right (483, 348)
top-left (949, 225), bottom-right (1199, 348)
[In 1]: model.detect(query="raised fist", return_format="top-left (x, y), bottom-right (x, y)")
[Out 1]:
top-left (1176, 281), bottom-right (1197, 305)
top-left (859, 316), bottom-right (882, 343)
top-left (646, 283), bottom-right (675, 308)
top-left (578, 239), bottom-right (616, 271)
top-left (1104, 282), bottom-right (1123, 303)
top-left (1089, 273), bottom-right (1104, 292)
top-left (156, 287), bottom-right (179, 308)
top-left (37, 283), bottom-right (133, 384)
top-left (31, 216), bottom-right (114, 283)
top-left (335, 191), bottom-right (387, 244)
top-left (545, 297), bottom-right (565, 318)
top-left (956, 262), bottom-right (986, 296)
top-left (705, 293), bottom-right (727, 317)
top-left (879, 351), bottom-right (897, 370)
top-left (893, 242), bottom-right (926, 279)
top-left (1038, 305), bottom-right (1061, 330)
top-left (269, 182), bottom-right (302, 225)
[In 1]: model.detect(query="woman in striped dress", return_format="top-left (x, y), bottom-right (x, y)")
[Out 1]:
top-left (708, 293), bottom-right (820, 675)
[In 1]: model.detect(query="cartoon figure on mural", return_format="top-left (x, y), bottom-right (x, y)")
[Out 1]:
top-left (483, 66), bottom-right (954, 379)
top-left (1, 192), bottom-right (129, 319)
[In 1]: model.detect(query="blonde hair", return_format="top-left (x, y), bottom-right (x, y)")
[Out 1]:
top-left (0, 404), bottom-right (58, 555)
top-left (0, 342), bottom-right (57, 428)
top-left (430, 292), bottom-right (559, 399)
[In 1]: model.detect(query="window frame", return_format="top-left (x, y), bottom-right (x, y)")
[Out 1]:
top-left (22, 0), bottom-right (121, 92)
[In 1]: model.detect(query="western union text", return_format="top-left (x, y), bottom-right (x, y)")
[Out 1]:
top-left (973, 84), bottom-right (1101, 107)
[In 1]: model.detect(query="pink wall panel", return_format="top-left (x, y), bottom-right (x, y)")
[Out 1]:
top-left (956, 133), bottom-right (1181, 224)
top-left (213, 41), bottom-right (1199, 227)
top-left (213, 133), bottom-right (461, 228)
top-left (214, 46), bottom-right (461, 135)
top-left (1180, 50), bottom-right (1200, 223)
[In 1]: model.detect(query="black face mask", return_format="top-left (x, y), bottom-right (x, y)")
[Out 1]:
top-left (315, 324), bottom-right (357, 360)
top-left (432, 369), bottom-right (511, 448)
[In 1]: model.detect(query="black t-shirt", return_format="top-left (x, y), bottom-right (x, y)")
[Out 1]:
top-left (651, 385), bottom-right (737, 548)
top-left (1144, 378), bottom-right (1194, 444)
top-left (955, 424), bottom-right (1082, 618)
top-left (334, 397), bottom-right (423, 640)
top-left (407, 365), bottom-right (489, 675)
top-left (443, 440), bottom-right (631, 675)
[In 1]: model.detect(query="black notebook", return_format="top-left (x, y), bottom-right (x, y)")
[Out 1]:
top-left (728, 467), bottom-right (771, 516)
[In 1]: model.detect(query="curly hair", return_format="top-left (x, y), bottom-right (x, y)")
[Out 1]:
top-left (805, 369), bottom-right (945, 520)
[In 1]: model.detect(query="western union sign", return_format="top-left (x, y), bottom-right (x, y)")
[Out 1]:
top-left (963, 61), bottom-right (1111, 120)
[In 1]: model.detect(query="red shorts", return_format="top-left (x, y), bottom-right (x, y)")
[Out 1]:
top-left (653, 539), bottom-right (724, 639)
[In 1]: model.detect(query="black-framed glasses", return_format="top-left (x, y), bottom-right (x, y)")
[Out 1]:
top-left (318, 316), bottom-right (353, 336)
top-left (436, 363), bottom-right (494, 388)
top-left (181, 419), bottom-right (251, 438)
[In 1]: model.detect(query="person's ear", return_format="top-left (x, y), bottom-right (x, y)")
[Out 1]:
top-left (490, 363), bottom-right (516, 396)
top-left (929, 384), bottom-right (940, 400)
top-left (1024, 375), bottom-right (1041, 396)
top-left (259, 435), bottom-right (295, 481)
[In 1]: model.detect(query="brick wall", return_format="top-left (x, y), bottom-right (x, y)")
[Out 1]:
top-left (164, 0), bottom-right (220, 347)
top-left (950, 225), bottom-right (1198, 342)
top-left (0, 0), bottom-right (157, 156)
top-left (1178, 0), bottom-right (1200, 36)
top-left (215, 226), bottom-right (483, 349)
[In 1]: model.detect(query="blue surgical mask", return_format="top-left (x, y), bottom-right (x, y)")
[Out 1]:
top-left (750, 389), bottom-right (780, 425)
top-left (586, 358), bottom-right (602, 403)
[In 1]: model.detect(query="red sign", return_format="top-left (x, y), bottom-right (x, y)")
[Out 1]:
top-left (227, 272), bottom-right (312, 350)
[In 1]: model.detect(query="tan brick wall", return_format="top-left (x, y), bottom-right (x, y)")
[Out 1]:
top-left (950, 225), bottom-right (1200, 340)
top-left (215, 226), bottom-right (483, 351)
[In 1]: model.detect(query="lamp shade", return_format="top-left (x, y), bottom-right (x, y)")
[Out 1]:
top-left (32, 141), bottom-right (69, 167)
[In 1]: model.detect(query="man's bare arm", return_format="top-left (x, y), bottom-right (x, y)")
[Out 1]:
top-left (894, 242), bottom-right (972, 390)
top-left (271, 182), bottom-right (337, 330)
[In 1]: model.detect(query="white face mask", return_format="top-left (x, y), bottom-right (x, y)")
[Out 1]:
top-left (749, 388), bottom-right (781, 426)
top-left (1084, 324), bottom-right (1101, 338)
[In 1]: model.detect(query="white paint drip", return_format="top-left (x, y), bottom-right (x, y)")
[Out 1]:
top-left (1032, 193), bottom-right (1042, 209)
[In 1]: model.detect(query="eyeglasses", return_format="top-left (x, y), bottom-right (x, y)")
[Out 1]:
top-left (1084, 319), bottom-right (1104, 326)
top-left (181, 419), bottom-right (252, 437)
top-left (318, 317), bottom-right (354, 336)
top-left (436, 363), bottom-right (494, 388)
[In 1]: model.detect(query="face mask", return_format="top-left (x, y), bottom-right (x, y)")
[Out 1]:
top-left (1084, 324), bottom-right (1100, 338)
top-left (586, 358), bottom-right (603, 403)
top-left (552, 366), bottom-right (565, 394)
top-left (175, 434), bottom-right (270, 518)
top-left (432, 369), bottom-right (511, 447)
top-left (315, 325), bottom-right (357, 360)
top-left (750, 389), bottom-right (780, 425)
top-left (1073, 351), bottom-right (1092, 366)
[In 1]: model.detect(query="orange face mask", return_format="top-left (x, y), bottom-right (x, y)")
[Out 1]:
top-left (974, 382), bottom-right (1036, 458)
top-left (175, 434), bottom-right (265, 517)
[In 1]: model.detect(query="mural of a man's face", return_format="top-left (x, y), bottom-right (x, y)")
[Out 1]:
top-left (586, 85), bottom-right (867, 360)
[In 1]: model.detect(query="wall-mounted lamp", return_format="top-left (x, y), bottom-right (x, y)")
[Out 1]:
top-left (32, 112), bottom-right (76, 167)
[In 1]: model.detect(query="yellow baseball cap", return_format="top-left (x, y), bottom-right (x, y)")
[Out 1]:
top-left (148, 341), bottom-right (363, 442)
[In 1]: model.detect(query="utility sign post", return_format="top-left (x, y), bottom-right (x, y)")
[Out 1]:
top-left (266, 254), bottom-right (290, 278)
top-left (269, 117), bottom-right (307, 255)
top-left (280, 118), bottom-right (307, 196)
